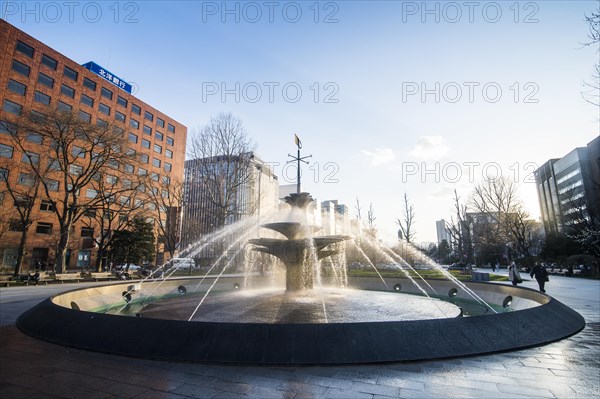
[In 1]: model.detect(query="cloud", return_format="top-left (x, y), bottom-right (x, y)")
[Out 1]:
top-left (362, 148), bottom-right (396, 166)
top-left (409, 136), bottom-right (449, 160)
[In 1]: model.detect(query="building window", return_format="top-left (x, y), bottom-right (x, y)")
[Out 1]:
top-left (165, 149), bottom-right (173, 159)
top-left (78, 110), bottom-right (91, 123)
top-left (140, 153), bottom-right (149, 163)
top-left (36, 222), bottom-right (53, 235)
top-left (45, 179), bottom-right (59, 191)
top-left (131, 104), bottom-right (141, 115)
top-left (108, 159), bottom-right (119, 169)
top-left (99, 103), bottom-right (111, 116)
top-left (122, 178), bottom-right (132, 189)
top-left (117, 96), bottom-right (128, 108)
top-left (166, 137), bottom-right (174, 146)
top-left (156, 118), bottom-right (165, 128)
top-left (142, 139), bottom-right (150, 149)
top-left (0, 168), bottom-right (8, 182)
top-left (80, 94), bottom-right (94, 107)
top-left (69, 165), bottom-right (83, 176)
top-left (83, 77), bottom-right (97, 91)
top-left (144, 111), bottom-right (153, 122)
top-left (60, 84), bottom-right (75, 98)
top-left (40, 200), bottom-right (56, 212)
top-left (101, 87), bottom-right (113, 100)
top-left (3, 99), bottom-right (22, 115)
top-left (58, 101), bottom-right (72, 113)
top-left (143, 125), bottom-right (152, 135)
top-left (115, 111), bottom-right (126, 122)
top-left (80, 227), bottom-right (94, 238)
top-left (155, 131), bottom-right (163, 141)
top-left (11, 59), bottom-right (30, 77)
top-left (0, 144), bottom-right (14, 158)
top-left (18, 173), bottom-right (35, 187)
top-left (137, 184), bottom-right (146, 193)
top-left (167, 124), bottom-right (175, 133)
top-left (41, 54), bottom-right (58, 70)
top-left (130, 119), bottom-right (139, 129)
top-left (26, 132), bottom-right (42, 144)
top-left (164, 163), bottom-right (172, 172)
top-left (162, 176), bottom-right (170, 184)
top-left (71, 145), bottom-right (85, 158)
top-left (15, 40), bottom-right (34, 57)
top-left (64, 66), bottom-right (78, 81)
top-left (86, 188), bottom-right (97, 198)
top-left (7, 79), bottom-right (26, 96)
top-left (153, 144), bottom-right (162, 154)
top-left (38, 72), bottom-right (55, 88)
top-left (106, 175), bottom-right (118, 184)
top-left (138, 167), bottom-right (147, 176)
top-left (124, 164), bottom-right (134, 173)
top-left (128, 133), bottom-right (138, 143)
top-left (34, 91), bottom-right (51, 105)
top-left (152, 158), bottom-right (161, 167)
top-left (150, 172), bottom-right (159, 181)
top-left (9, 220), bottom-right (25, 232)
top-left (22, 151), bottom-right (40, 165)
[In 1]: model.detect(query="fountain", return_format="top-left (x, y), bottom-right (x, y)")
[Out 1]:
top-left (16, 138), bottom-right (585, 365)
top-left (248, 192), bottom-right (350, 292)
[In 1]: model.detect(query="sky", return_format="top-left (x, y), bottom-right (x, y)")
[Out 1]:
top-left (3, 0), bottom-right (599, 244)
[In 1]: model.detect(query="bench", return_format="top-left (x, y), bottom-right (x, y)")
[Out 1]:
top-left (54, 273), bottom-right (81, 283)
top-left (90, 272), bottom-right (114, 282)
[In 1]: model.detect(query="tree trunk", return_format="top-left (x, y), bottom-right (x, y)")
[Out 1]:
top-left (95, 248), bottom-right (105, 272)
top-left (55, 228), bottom-right (70, 273)
top-left (12, 228), bottom-right (30, 277)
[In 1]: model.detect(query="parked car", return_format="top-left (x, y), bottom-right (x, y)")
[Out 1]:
top-left (448, 262), bottom-right (472, 272)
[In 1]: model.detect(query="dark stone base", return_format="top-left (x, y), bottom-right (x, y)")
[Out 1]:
top-left (17, 289), bottom-right (584, 365)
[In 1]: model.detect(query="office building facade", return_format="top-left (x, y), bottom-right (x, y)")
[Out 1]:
top-left (0, 20), bottom-right (187, 271)
top-left (535, 137), bottom-right (599, 235)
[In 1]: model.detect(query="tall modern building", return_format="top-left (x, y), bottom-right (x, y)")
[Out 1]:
top-left (535, 137), bottom-right (600, 235)
top-left (321, 200), bottom-right (350, 235)
top-left (435, 219), bottom-right (451, 244)
top-left (0, 20), bottom-right (187, 270)
top-left (181, 153), bottom-right (279, 252)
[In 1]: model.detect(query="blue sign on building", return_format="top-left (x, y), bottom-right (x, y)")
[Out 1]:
top-left (81, 61), bottom-right (132, 94)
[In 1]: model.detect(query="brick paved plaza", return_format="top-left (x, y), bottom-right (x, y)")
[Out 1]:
top-left (1, 274), bottom-right (598, 398)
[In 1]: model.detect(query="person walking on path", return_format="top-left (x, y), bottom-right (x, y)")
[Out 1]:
top-left (530, 263), bottom-right (549, 292)
top-left (508, 261), bottom-right (522, 286)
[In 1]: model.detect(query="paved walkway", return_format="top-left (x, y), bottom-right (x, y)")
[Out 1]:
top-left (1, 276), bottom-right (598, 398)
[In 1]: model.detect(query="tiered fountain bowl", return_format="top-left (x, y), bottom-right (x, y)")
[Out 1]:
top-left (16, 192), bottom-right (585, 364)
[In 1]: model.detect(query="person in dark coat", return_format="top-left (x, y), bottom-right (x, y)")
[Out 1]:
top-left (530, 263), bottom-right (549, 292)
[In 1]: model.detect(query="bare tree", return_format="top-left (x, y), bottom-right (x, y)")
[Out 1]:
top-left (144, 172), bottom-right (185, 264)
top-left (3, 107), bottom-right (131, 272)
top-left (581, 8), bottom-right (600, 107)
top-left (446, 189), bottom-right (473, 263)
top-left (0, 161), bottom-right (43, 276)
top-left (471, 177), bottom-right (540, 259)
top-left (186, 113), bottom-right (256, 232)
top-left (355, 197), bottom-right (363, 224)
top-left (396, 193), bottom-right (416, 243)
top-left (80, 171), bottom-right (147, 271)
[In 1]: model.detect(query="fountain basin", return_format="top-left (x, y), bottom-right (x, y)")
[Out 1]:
top-left (16, 277), bottom-right (585, 365)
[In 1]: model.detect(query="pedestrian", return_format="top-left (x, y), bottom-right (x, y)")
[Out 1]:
top-left (508, 261), bottom-right (522, 286)
top-left (566, 265), bottom-right (574, 277)
top-left (530, 263), bottom-right (549, 292)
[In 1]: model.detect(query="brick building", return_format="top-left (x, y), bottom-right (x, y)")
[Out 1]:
top-left (0, 20), bottom-right (187, 271)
